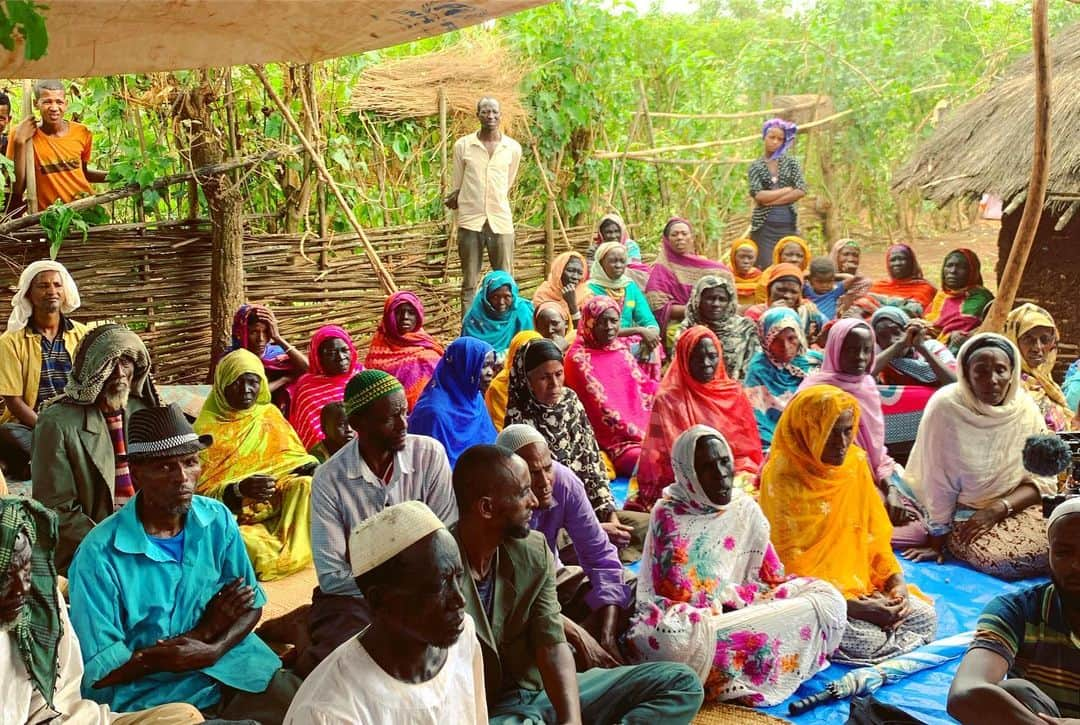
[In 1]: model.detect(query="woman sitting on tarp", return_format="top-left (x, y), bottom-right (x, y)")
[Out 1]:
top-left (645, 217), bottom-right (730, 349)
top-left (364, 291), bottom-right (444, 411)
top-left (759, 384), bottom-right (938, 665)
top-left (744, 263), bottom-right (826, 343)
top-left (754, 234), bottom-right (811, 304)
top-left (626, 425), bottom-right (846, 706)
top-left (289, 325), bottom-right (363, 452)
top-left (1003, 303), bottom-right (1077, 432)
top-left (564, 296), bottom-right (656, 478)
top-left (629, 325), bottom-right (761, 513)
top-left (799, 318), bottom-right (927, 547)
top-left (871, 306), bottom-right (956, 388)
top-left (868, 244), bottom-right (937, 317)
top-left (195, 349), bottom-right (316, 580)
top-left (925, 248), bottom-right (994, 351)
top-left (587, 212), bottom-right (651, 289)
top-left (743, 307), bottom-right (811, 452)
top-left (676, 274), bottom-right (758, 382)
top-left (229, 303), bottom-right (309, 415)
top-left (586, 241), bottom-right (663, 380)
top-left (460, 269), bottom-right (533, 360)
top-left (901, 333), bottom-right (1056, 580)
top-left (484, 330), bottom-right (540, 432)
top-left (408, 336), bottom-right (497, 468)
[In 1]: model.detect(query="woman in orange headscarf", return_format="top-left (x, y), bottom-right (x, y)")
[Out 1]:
top-left (868, 244), bottom-right (937, 316)
top-left (758, 384), bottom-right (937, 664)
top-left (728, 239), bottom-right (762, 306)
top-left (754, 235), bottom-right (811, 303)
top-left (531, 250), bottom-right (590, 328)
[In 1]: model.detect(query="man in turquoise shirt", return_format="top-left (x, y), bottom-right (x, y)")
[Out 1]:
top-left (67, 403), bottom-right (300, 721)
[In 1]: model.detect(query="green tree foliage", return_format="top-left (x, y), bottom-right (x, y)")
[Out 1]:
top-left (40, 0), bottom-right (1080, 252)
top-left (0, 0), bottom-right (47, 59)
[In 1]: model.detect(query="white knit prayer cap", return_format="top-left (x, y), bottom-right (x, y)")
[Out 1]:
top-left (495, 424), bottom-right (547, 453)
top-left (1048, 496), bottom-right (1080, 534)
top-left (349, 500), bottom-right (446, 577)
top-left (7, 260), bottom-right (82, 332)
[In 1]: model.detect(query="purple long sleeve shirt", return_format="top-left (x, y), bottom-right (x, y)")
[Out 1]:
top-left (529, 461), bottom-right (631, 610)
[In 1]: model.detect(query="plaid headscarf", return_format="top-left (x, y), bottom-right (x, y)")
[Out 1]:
top-left (60, 323), bottom-right (158, 406)
top-left (0, 497), bottom-right (62, 708)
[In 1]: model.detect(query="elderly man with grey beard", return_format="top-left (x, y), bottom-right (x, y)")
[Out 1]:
top-left (31, 323), bottom-right (159, 573)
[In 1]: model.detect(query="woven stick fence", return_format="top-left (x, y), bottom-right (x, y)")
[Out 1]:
top-left (0, 221), bottom-right (595, 384)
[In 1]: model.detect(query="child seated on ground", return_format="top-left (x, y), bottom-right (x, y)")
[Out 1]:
top-left (309, 402), bottom-right (354, 462)
top-left (803, 256), bottom-right (863, 320)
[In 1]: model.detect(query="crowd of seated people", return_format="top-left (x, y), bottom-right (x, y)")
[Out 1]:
top-left (4, 198), bottom-right (1080, 724)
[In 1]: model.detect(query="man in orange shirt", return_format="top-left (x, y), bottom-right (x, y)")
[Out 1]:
top-left (6, 79), bottom-right (108, 213)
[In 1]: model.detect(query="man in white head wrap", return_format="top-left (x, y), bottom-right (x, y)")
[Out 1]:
top-left (285, 500), bottom-right (488, 725)
top-left (948, 496), bottom-right (1080, 722)
top-left (0, 260), bottom-right (87, 479)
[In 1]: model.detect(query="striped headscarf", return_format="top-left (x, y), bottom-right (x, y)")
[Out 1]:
top-left (0, 497), bottom-right (62, 708)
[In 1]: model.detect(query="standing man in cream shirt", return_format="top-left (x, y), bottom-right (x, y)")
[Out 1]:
top-left (446, 97), bottom-right (523, 315)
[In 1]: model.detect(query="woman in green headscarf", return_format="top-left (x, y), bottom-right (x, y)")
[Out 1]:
top-left (195, 349), bottom-right (317, 580)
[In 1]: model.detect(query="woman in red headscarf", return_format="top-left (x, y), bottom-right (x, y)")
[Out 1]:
top-left (364, 291), bottom-right (445, 410)
top-left (627, 325), bottom-right (763, 512)
top-left (290, 325), bottom-right (364, 450)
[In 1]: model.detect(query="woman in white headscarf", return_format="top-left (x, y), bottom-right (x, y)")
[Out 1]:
top-left (625, 424), bottom-right (846, 706)
top-left (901, 333), bottom-right (1056, 580)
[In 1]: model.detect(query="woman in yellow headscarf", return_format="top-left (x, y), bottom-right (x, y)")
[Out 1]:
top-left (195, 348), bottom-right (317, 580)
top-left (484, 329), bottom-right (541, 431)
top-left (759, 384), bottom-right (937, 664)
top-left (728, 238), bottom-right (762, 306)
top-left (1003, 303), bottom-right (1076, 431)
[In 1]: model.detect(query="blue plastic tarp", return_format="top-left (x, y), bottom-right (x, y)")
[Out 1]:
top-left (609, 477), bottom-right (1048, 724)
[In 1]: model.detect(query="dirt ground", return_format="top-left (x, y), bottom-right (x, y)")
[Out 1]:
top-left (850, 219), bottom-right (1000, 291)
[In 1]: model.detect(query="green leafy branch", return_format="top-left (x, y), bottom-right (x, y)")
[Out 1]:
top-left (0, 0), bottom-right (48, 60)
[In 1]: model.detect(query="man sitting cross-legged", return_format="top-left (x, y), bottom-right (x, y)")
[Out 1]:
top-left (948, 497), bottom-right (1080, 723)
top-left (0, 496), bottom-right (203, 724)
top-left (451, 444), bottom-right (705, 724)
top-left (495, 424), bottom-right (634, 669)
top-left (286, 501), bottom-right (487, 724)
top-left (67, 403), bottom-right (301, 724)
top-left (298, 369), bottom-right (457, 676)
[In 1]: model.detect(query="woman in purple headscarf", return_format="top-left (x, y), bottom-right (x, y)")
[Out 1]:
top-left (644, 217), bottom-right (730, 347)
top-left (747, 118), bottom-right (807, 269)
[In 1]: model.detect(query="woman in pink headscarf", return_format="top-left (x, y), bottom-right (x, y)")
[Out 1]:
top-left (644, 217), bottom-right (729, 347)
top-left (289, 325), bottom-right (363, 451)
top-left (364, 290), bottom-right (445, 410)
top-left (798, 317), bottom-right (928, 547)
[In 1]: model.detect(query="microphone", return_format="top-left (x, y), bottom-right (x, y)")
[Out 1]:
top-left (1022, 434), bottom-right (1072, 477)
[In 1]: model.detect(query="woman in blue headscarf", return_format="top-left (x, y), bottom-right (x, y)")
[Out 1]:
top-left (743, 306), bottom-right (811, 451)
top-left (461, 270), bottom-right (534, 359)
top-left (408, 337), bottom-right (498, 467)
top-left (747, 118), bottom-right (807, 268)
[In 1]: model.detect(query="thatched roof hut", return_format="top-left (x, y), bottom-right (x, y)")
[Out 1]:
top-left (892, 21), bottom-right (1080, 224)
top-left (893, 22), bottom-right (1080, 363)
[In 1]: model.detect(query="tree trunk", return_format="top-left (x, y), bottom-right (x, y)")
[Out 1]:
top-left (175, 72), bottom-right (245, 369)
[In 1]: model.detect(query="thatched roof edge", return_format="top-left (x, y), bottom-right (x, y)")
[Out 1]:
top-left (892, 21), bottom-right (1080, 215)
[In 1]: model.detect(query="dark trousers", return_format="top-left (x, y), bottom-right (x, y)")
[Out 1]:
top-left (0, 421), bottom-right (33, 479)
top-left (202, 669), bottom-right (301, 725)
top-left (459, 222), bottom-right (515, 313)
top-left (1000, 678), bottom-right (1062, 717)
top-left (489, 662), bottom-right (703, 724)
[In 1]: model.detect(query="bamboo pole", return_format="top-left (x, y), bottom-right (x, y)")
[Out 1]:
top-left (637, 99), bottom-right (820, 121)
top-left (21, 80), bottom-right (37, 214)
top-left (593, 108), bottom-right (855, 159)
top-left (980, 0), bottom-right (1050, 332)
top-left (635, 79), bottom-right (668, 206)
top-left (251, 64), bottom-right (397, 294)
top-left (529, 140), bottom-right (571, 249)
top-left (544, 200), bottom-right (555, 276)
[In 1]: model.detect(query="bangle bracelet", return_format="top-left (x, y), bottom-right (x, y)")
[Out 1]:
top-left (1001, 497), bottom-right (1014, 517)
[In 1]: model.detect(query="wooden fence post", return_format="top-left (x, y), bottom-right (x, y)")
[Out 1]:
top-left (544, 200), bottom-right (555, 275)
top-left (21, 80), bottom-right (37, 214)
top-left (981, 0), bottom-right (1050, 332)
